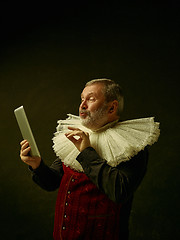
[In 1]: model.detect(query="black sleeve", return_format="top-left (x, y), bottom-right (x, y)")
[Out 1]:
top-left (30, 158), bottom-right (64, 191)
top-left (77, 147), bottom-right (148, 203)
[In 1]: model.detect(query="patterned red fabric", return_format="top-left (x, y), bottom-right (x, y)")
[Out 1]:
top-left (53, 164), bottom-right (122, 240)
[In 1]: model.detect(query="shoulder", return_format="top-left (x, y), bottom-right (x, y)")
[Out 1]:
top-left (117, 147), bottom-right (149, 171)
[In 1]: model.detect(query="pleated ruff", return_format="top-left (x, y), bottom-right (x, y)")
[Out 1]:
top-left (52, 114), bottom-right (160, 172)
top-left (53, 164), bottom-right (122, 240)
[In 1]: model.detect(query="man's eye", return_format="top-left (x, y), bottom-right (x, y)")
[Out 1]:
top-left (89, 97), bottom-right (95, 101)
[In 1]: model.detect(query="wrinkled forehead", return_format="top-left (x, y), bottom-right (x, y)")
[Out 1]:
top-left (81, 83), bottom-right (105, 98)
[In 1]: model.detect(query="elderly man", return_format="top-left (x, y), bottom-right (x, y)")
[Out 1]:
top-left (20, 78), bottom-right (160, 240)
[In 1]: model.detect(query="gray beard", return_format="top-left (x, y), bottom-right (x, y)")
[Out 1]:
top-left (80, 104), bottom-right (108, 130)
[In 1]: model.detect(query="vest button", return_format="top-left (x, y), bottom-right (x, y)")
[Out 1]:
top-left (68, 190), bottom-right (71, 194)
top-left (65, 202), bottom-right (68, 206)
top-left (72, 178), bottom-right (75, 182)
top-left (62, 226), bottom-right (66, 230)
top-left (64, 214), bottom-right (67, 218)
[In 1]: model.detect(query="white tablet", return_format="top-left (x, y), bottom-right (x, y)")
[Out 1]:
top-left (14, 106), bottom-right (41, 157)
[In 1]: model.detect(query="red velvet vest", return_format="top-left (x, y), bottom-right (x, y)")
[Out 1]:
top-left (53, 164), bottom-right (122, 240)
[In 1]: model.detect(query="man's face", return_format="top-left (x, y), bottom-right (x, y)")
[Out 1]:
top-left (79, 83), bottom-right (109, 130)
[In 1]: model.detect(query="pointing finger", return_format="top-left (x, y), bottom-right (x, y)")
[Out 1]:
top-left (68, 127), bottom-right (80, 131)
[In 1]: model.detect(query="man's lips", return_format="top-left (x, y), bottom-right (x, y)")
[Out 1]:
top-left (79, 111), bottom-right (89, 118)
top-left (80, 112), bottom-right (87, 117)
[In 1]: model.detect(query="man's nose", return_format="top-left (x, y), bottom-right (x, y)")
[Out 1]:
top-left (80, 100), bottom-right (88, 109)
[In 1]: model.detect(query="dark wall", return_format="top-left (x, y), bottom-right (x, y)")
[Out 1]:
top-left (0, 2), bottom-right (179, 239)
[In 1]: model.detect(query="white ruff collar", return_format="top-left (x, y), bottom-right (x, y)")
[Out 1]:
top-left (52, 114), bottom-right (160, 172)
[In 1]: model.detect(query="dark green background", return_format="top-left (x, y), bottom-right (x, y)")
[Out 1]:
top-left (0, 2), bottom-right (179, 239)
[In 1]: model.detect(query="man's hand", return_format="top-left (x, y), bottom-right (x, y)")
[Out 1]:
top-left (65, 127), bottom-right (91, 152)
top-left (20, 140), bottom-right (41, 170)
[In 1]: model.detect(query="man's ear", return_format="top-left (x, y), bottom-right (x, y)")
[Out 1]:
top-left (108, 100), bottom-right (118, 114)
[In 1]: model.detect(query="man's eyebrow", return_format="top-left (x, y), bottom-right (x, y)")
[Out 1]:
top-left (81, 92), bottom-right (96, 98)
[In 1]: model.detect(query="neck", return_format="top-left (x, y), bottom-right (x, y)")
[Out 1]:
top-left (89, 118), bottom-right (120, 132)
